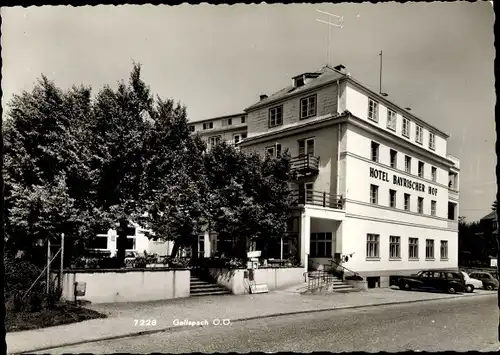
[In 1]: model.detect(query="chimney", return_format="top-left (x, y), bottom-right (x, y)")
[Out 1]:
top-left (260, 94), bottom-right (268, 101)
top-left (334, 64), bottom-right (346, 73)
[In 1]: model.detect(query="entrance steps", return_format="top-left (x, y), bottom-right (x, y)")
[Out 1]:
top-left (305, 274), bottom-right (360, 293)
top-left (190, 274), bottom-right (232, 297)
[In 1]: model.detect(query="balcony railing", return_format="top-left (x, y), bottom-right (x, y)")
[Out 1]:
top-left (292, 189), bottom-right (344, 210)
top-left (290, 154), bottom-right (320, 178)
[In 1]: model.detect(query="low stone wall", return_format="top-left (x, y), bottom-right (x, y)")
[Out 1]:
top-left (208, 267), bottom-right (304, 295)
top-left (60, 268), bottom-right (190, 304)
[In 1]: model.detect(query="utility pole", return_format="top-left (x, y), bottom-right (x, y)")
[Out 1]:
top-left (316, 9), bottom-right (343, 66)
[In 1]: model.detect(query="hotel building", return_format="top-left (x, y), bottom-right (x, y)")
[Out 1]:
top-left (192, 64), bottom-right (460, 288)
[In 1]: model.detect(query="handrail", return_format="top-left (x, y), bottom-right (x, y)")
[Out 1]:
top-left (328, 259), bottom-right (360, 278)
top-left (291, 189), bottom-right (344, 209)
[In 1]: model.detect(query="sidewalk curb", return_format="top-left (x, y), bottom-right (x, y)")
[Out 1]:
top-left (12, 292), bottom-right (494, 354)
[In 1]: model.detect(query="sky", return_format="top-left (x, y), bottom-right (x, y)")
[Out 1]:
top-left (1, 2), bottom-right (495, 222)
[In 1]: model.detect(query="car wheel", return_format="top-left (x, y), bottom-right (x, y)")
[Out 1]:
top-left (447, 286), bottom-right (457, 294)
top-left (465, 284), bottom-right (474, 293)
top-left (400, 282), bottom-right (411, 291)
top-left (486, 284), bottom-right (494, 291)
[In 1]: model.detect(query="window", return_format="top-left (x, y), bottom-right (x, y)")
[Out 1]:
top-left (431, 167), bottom-right (437, 182)
top-left (269, 106), bottom-right (283, 127)
top-left (418, 197), bottom-right (424, 214)
top-left (233, 134), bottom-right (241, 144)
top-left (241, 133), bottom-right (247, 139)
top-left (125, 237), bottom-right (136, 250)
top-left (370, 185), bottom-right (379, 204)
top-left (266, 146), bottom-right (275, 157)
top-left (440, 241), bottom-right (448, 259)
top-left (366, 234), bottom-right (380, 258)
top-left (387, 109), bottom-right (397, 131)
top-left (431, 200), bottom-right (437, 216)
top-left (89, 236), bottom-right (108, 249)
top-left (276, 143), bottom-right (282, 156)
top-left (241, 116), bottom-right (246, 124)
top-left (222, 118), bottom-right (232, 126)
top-left (390, 149), bottom-right (397, 169)
top-left (188, 125), bottom-right (195, 132)
top-left (405, 156), bottom-right (412, 173)
top-left (429, 133), bottom-right (435, 150)
top-left (404, 193), bottom-right (411, 211)
top-left (203, 122), bottom-right (213, 130)
top-left (389, 189), bottom-right (397, 208)
top-left (371, 141), bottom-right (380, 162)
top-left (389, 236), bottom-right (401, 259)
top-left (299, 138), bottom-right (315, 156)
top-left (310, 232), bottom-right (332, 258)
top-left (426, 239), bottom-right (434, 259)
top-left (409, 238), bottom-right (419, 259)
top-left (418, 161), bottom-right (424, 178)
top-left (368, 99), bottom-right (379, 122)
top-left (448, 202), bottom-right (457, 220)
top-left (402, 118), bottom-right (410, 137)
top-left (415, 125), bottom-right (423, 144)
top-left (300, 95), bottom-right (317, 119)
top-left (209, 135), bottom-right (221, 147)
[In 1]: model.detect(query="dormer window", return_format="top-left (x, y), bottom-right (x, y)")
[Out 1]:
top-left (295, 76), bottom-right (305, 87)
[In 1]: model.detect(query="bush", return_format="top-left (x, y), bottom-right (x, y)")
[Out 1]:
top-left (4, 256), bottom-right (63, 313)
top-left (133, 257), bottom-right (148, 268)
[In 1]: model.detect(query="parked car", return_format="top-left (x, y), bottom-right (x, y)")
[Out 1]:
top-left (396, 269), bottom-right (465, 294)
top-left (468, 272), bottom-right (499, 290)
top-left (461, 271), bottom-right (483, 293)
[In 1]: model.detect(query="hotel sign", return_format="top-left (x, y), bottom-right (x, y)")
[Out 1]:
top-left (369, 167), bottom-right (438, 196)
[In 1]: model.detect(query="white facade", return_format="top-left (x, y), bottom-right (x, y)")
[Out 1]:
top-left (186, 65), bottom-right (460, 288)
top-left (92, 221), bottom-right (173, 257)
top-left (237, 65), bottom-right (460, 288)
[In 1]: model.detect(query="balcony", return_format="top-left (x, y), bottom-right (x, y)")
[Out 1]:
top-left (448, 189), bottom-right (459, 201)
top-left (292, 189), bottom-right (344, 210)
top-left (290, 154), bottom-right (320, 179)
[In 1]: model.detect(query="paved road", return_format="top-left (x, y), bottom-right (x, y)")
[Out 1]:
top-left (39, 294), bottom-right (498, 353)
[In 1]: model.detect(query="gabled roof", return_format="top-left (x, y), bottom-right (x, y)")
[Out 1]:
top-left (481, 211), bottom-right (497, 222)
top-left (245, 65), bottom-right (346, 112)
top-left (244, 64), bottom-right (449, 138)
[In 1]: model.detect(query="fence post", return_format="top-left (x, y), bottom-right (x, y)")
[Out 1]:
top-left (46, 239), bottom-right (51, 294)
top-left (59, 233), bottom-right (65, 292)
top-left (323, 192), bottom-right (326, 207)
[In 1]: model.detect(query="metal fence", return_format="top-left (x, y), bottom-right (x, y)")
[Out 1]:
top-left (291, 190), bottom-right (344, 209)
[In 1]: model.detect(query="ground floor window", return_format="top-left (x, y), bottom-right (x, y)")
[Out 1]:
top-left (125, 237), bottom-right (136, 250)
top-left (310, 232), bottom-right (332, 258)
top-left (440, 240), bottom-right (448, 259)
top-left (426, 239), bottom-right (434, 259)
top-left (389, 236), bottom-right (401, 259)
top-left (409, 238), bottom-right (419, 259)
top-left (89, 236), bottom-right (108, 249)
top-left (366, 234), bottom-right (380, 259)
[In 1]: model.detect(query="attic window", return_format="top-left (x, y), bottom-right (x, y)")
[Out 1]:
top-left (295, 76), bottom-right (305, 87)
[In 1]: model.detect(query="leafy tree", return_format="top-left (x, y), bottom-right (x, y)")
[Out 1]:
top-left (3, 77), bottom-right (103, 264)
top-left (85, 64), bottom-right (155, 267)
top-left (204, 142), bottom-right (296, 259)
top-left (138, 98), bottom-right (208, 259)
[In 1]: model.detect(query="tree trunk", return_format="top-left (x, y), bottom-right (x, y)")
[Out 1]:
top-left (170, 240), bottom-right (180, 259)
top-left (116, 219), bottom-right (128, 268)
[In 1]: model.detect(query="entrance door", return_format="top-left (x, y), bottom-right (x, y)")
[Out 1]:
top-left (198, 235), bottom-right (205, 258)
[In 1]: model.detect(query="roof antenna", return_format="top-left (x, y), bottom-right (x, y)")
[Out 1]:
top-left (379, 50), bottom-right (388, 97)
top-left (316, 9), bottom-right (343, 67)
